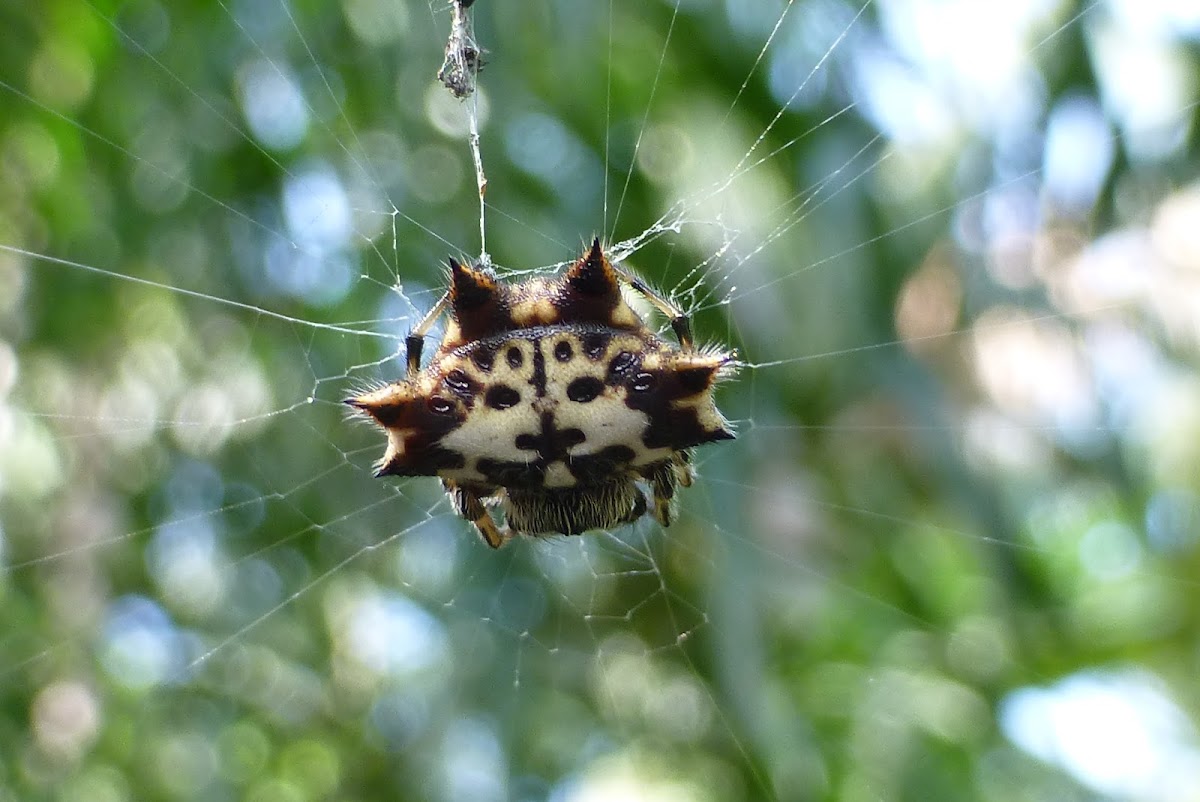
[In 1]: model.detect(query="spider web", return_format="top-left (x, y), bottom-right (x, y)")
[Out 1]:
top-left (2, 1), bottom-right (1200, 800)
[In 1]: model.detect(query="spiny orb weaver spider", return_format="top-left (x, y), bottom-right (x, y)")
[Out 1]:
top-left (346, 239), bottom-right (736, 548)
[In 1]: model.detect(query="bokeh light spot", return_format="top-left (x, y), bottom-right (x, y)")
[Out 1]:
top-left (237, 60), bottom-right (310, 151)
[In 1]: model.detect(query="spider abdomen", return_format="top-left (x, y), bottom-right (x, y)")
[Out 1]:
top-left (357, 324), bottom-right (730, 490)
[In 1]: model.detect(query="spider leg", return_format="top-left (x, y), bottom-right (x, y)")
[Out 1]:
top-left (673, 450), bottom-right (694, 488)
top-left (624, 491), bottom-right (648, 524)
top-left (646, 461), bottom-right (680, 527)
top-left (618, 271), bottom-right (694, 350)
top-left (444, 480), bottom-right (511, 548)
top-left (405, 291), bottom-right (450, 377)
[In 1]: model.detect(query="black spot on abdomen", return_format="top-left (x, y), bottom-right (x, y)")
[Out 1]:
top-left (506, 347), bottom-right (523, 368)
top-left (582, 331), bottom-right (610, 360)
top-left (531, 342), bottom-right (547, 396)
top-left (631, 372), bottom-right (656, 393)
top-left (569, 444), bottom-right (637, 483)
top-left (485, 385), bottom-right (520, 409)
top-left (471, 344), bottom-right (496, 372)
top-left (444, 369), bottom-right (478, 402)
top-left (554, 341), bottom-right (573, 361)
top-left (567, 376), bottom-right (603, 403)
top-left (606, 351), bottom-right (638, 385)
top-left (515, 415), bottom-right (584, 460)
top-left (477, 458), bottom-right (544, 488)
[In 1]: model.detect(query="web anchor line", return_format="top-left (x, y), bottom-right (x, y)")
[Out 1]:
top-left (438, 0), bottom-right (490, 267)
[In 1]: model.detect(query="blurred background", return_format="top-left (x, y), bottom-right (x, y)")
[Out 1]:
top-left (2, 0), bottom-right (1200, 800)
